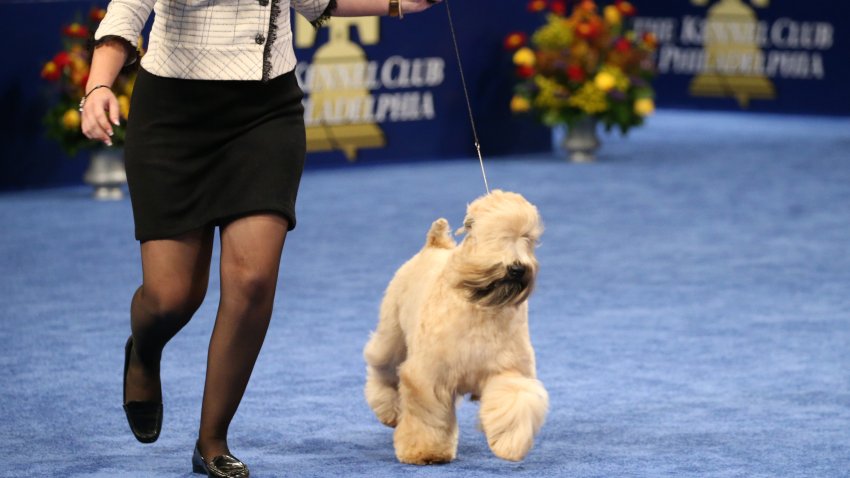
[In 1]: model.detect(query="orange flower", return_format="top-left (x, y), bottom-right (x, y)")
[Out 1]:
top-left (642, 32), bottom-right (658, 49)
top-left (527, 0), bottom-right (547, 13)
top-left (575, 20), bottom-right (601, 40)
top-left (578, 0), bottom-right (597, 13)
top-left (63, 23), bottom-right (90, 38)
top-left (90, 8), bottom-right (107, 22)
top-left (41, 62), bottom-right (61, 81)
top-left (504, 32), bottom-right (528, 50)
top-left (616, 0), bottom-right (637, 17)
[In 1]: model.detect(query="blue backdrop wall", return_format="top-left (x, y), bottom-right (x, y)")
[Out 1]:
top-left (1, 0), bottom-right (848, 191)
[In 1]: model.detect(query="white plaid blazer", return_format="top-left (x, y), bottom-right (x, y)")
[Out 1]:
top-left (95, 0), bottom-right (331, 81)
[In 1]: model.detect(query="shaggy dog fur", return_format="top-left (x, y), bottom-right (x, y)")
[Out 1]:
top-left (364, 190), bottom-right (548, 464)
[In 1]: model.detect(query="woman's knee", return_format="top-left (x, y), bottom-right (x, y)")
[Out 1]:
top-left (222, 264), bottom-right (278, 309)
top-left (138, 281), bottom-right (207, 321)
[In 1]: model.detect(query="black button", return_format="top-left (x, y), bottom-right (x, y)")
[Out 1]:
top-left (259, 0), bottom-right (268, 5)
top-left (255, 34), bottom-right (265, 45)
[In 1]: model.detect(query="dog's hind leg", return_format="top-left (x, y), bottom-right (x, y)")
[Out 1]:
top-left (364, 302), bottom-right (406, 427)
top-left (393, 363), bottom-right (459, 465)
top-left (479, 372), bottom-right (548, 461)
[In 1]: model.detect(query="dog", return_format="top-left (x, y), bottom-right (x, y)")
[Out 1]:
top-left (363, 190), bottom-right (548, 464)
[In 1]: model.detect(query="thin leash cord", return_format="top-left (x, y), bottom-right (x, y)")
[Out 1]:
top-left (443, 0), bottom-right (490, 194)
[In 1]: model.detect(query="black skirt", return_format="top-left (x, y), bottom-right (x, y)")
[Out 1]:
top-left (124, 68), bottom-right (306, 242)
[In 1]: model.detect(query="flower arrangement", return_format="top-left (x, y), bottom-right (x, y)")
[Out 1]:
top-left (506, 0), bottom-right (657, 134)
top-left (40, 8), bottom-right (139, 156)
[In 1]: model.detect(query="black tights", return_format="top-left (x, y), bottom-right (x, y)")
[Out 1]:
top-left (125, 214), bottom-right (287, 459)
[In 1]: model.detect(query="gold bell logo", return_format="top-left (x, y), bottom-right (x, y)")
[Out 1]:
top-left (294, 15), bottom-right (386, 160)
top-left (689, 0), bottom-right (775, 107)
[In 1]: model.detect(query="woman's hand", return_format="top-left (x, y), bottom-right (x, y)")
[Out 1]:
top-left (403, 0), bottom-right (442, 14)
top-left (332, 0), bottom-right (442, 17)
top-left (81, 87), bottom-right (121, 147)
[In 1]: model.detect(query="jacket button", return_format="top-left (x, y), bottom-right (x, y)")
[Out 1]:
top-left (259, 0), bottom-right (268, 5)
top-left (255, 34), bottom-right (265, 45)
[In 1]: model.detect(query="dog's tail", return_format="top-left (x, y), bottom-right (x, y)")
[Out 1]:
top-left (425, 218), bottom-right (456, 249)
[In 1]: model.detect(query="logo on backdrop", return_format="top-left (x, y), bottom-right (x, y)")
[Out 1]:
top-left (634, 0), bottom-right (834, 108)
top-left (293, 16), bottom-right (445, 160)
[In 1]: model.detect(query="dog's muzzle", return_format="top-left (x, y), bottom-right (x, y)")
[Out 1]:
top-left (469, 263), bottom-right (535, 307)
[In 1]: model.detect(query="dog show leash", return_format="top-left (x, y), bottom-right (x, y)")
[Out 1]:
top-left (441, 0), bottom-right (491, 195)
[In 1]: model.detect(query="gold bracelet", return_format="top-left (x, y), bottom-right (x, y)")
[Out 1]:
top-left (389, 0), bottom-right (403, 18)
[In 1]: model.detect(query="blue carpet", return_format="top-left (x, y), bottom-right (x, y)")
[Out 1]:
top-left (1, 110), bottom-right (849, 477)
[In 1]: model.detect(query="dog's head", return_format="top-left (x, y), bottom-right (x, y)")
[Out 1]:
top-left (451, 190), bottom-right (543, 308)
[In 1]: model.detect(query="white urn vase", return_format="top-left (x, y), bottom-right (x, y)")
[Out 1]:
top-left (83, 148), bottom-right (127, 200)
top-left (562, 117), bottom-right (600, 163)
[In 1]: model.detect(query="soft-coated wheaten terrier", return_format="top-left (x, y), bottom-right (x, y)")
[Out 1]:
top-left (363, 190), bottom-right (548, 464)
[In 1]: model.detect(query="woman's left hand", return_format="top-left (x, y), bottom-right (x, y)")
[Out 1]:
top-left (403, 0), bottom-right (442, 14)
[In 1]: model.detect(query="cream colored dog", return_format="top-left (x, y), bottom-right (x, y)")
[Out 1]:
top-left (363, 190), bottom-right (548, 465)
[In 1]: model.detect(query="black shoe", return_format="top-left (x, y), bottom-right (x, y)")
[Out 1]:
top-left (192, 442), bottom-right (250, 478)
top-left (122, 336), bottom-right (162, 443)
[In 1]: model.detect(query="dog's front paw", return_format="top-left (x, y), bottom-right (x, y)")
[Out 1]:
top-left (395, 445), bottom-right (455, 465)
top-left (394, 416), bottom-right (457, 465)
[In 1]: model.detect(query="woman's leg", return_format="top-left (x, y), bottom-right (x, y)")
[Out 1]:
top-left (197, 213), bottom-right (289, 458)
top-left (125, 227), bottom-right (215, 404)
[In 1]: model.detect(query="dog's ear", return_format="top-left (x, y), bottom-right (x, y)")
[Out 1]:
top-left (455, 216), bottom-right (473, 236)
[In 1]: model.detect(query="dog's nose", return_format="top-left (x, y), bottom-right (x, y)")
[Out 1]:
top-left (507, 264), bottom-right (526, 279)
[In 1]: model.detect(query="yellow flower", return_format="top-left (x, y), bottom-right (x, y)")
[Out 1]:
top-left (532, 15), bottom-right (575, 50)
top-left (118, 95), bottom-right (131, 120)
top-left (534, 75), bottom-right (570, 110)
top-left (568, 83), bottom-right (608, 114)
top-left (634, 98), bottom-right (655, 116)
top-left (603, 5), bottom-right (621, 25)
top-left (61, 109), bottom-right (81, 130)
top-left (124, 76), bottom-right (136, 96)
top-left (513, 47), bottom-right (536, 67)
top-left (510, 95), bottom-right (532, 113)
top-left (594, 71), bottom-right (616, 91)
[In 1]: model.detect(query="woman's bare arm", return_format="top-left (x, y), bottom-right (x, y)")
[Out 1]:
top-left (81, 40), bottom-right (128, 146)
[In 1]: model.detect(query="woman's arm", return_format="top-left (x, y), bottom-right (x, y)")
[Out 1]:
top-left (81, 0), bottom-right (154, 145)
top-left (80, 41), bottom-right (128, 146)
top-left (332, 0), bottom-right (441, 17)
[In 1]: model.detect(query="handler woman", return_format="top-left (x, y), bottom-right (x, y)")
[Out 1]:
top-left (81, 0), bottom-right (440, 476)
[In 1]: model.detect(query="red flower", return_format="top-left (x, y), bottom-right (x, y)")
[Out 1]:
top-left (615, 0), bottom-right (637, 16)
top-left (517, 65), bottom-right (536, 79)
top-left (614, 37), bottom-right (632, 53)
top-left (41, 62), bottom-right (61, 81)
top-left (566, 64), bottom-right (585, 82)
top-left (527, 0), bottom-right (548, 13)
top-left (550, 0), bottom-right (566, 15)
top-left (52, 51), bottom-right (71, 69)
top-left (504, 32), bottom-right (528, 50)
top-left (63, 23), bottom-right (90, 38)
top-left (89, 8), bottom-right (107, 22)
